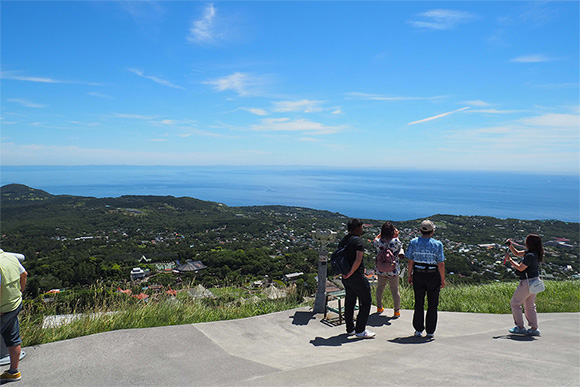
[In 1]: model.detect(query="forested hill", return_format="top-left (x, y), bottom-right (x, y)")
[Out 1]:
top-left (1, 183), bottom-right (345, 234)
top-left (1, 184), bottom-right (578, 297)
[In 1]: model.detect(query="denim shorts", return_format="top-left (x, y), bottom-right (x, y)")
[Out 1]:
top-left (1, 302), bottom-right (23, 347)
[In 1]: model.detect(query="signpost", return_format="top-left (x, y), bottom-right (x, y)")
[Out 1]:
top-left (312, 230), bottom-right (336, 314)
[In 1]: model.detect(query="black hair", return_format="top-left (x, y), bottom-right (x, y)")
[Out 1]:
top-left (380, 222), bottom-right (396, 239)
top-left (526, 234), bottom-right (544, 263)
top-left (347, 218), bottom-right (363, 233)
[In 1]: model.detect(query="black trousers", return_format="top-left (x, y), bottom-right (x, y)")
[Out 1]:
top-left (412, 270), bottom-right (441, 334)
top-left (342, 273), bottom-right (372, 334)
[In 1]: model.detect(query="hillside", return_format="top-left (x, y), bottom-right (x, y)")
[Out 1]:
top-left (1, 184), bottom-right (578, 298)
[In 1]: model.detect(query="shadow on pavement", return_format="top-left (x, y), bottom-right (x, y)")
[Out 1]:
top-left (290, 311), bottom-right (316, 326)
top-left (367, 313), bottom-right (394, 328)
top-left (493, 334), bottom-right (537, 342)
top-left (388, 336), bottom-right (435, 345)
top-left (310, 333), bottom-right (365, 347)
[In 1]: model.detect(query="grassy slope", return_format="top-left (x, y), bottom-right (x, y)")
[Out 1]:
top-left (21, 280), bottom-right (579, 347)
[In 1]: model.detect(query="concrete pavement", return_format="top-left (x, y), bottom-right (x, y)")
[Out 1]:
top-left (14, 307), bottom-right (580, 386)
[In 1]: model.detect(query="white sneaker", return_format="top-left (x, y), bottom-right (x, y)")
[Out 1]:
top-left (355, 329), bottom-right (376, 339)
top-left (414, 331), bottom-right (423, 337)
top-left (347, 330), bottom-right (356, 335)
top-left (426, 333), bottom-right (434, 339)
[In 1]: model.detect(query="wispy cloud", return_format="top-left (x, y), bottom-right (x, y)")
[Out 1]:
top-left (188, 3), bottom-right (218, 44)
top-left (524, 81), bottom-right (578, 90)
top-left (407, 106), bottom-right (470, 125)
top-left (128, 68), bottom-right (186, 90)
top-left (409, 9), bottom-right (476, 30)
top-left (112, 113), bottom-right (156, 120)
top-left (518, 113), bottom-right (579, 128)
top-left (468, 109), bottom-right (522, 115)
top-left (239, 107), bottom-right (269, 116)
top-left (88, 92), bottom-right (114, 99)
top-left (1, 71), bottom-right (98, 85)
top-left (441, 112), bottom-right (580, 164)
top-left (510, 54), bottom-right (554, 63)
top-left (272, 100), bottom-right (325, 113)
top-left (7, 98), bottom-right (47, 108)
top-left (203, 72), bottom-right (269, 97)
top-left (347, 92), bottom-right (445, 101)
top-left (460, 100), bottom-right (492, 107)
top-left (251, 118), bottom-right (346, 135)
top-left (68, 121), bottom-right (100, 127)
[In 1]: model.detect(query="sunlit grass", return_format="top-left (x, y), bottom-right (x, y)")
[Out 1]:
top-left (21, 280), bottom-right (579, 347)
top-left (375, 280), bottom-right (579, 314)
top-left (20, 285), bottom-right (307, 347)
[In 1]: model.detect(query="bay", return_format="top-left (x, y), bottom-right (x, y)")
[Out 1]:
top-left (1, 165), bottom-right (578, 222)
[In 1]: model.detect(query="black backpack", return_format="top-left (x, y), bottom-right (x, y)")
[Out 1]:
top-left (330, 237), bottom-right (356, 275)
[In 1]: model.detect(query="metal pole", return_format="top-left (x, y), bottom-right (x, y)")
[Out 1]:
top-left (313, 248), bottom-right (328, 313)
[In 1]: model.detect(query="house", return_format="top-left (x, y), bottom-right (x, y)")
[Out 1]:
top-left (283, 272), bottom-right (304, 282)
top-left (130, 267), bottom-right (146, 280)
top-left (175, 260), bottom-right (206, 273)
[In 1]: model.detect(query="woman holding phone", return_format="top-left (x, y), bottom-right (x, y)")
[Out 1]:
top-left (504, 234), bottom-right (544, 336)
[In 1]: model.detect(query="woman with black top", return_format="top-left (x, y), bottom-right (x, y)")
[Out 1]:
top-left (504, 234), bottom-right (544, 336)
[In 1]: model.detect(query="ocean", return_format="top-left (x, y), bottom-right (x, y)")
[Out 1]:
top-left (1, 165), bottom-right (578, 223)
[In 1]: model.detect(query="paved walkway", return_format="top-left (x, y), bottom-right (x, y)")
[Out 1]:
top-left (14, 308), bottom-right (580, 386)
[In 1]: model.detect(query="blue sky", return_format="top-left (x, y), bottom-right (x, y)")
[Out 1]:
top-left (1, 1), bottom-right (578, 173)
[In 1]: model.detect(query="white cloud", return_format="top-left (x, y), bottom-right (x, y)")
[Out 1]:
top-left (188, 3), bottom-right (217, 44)
top-left (112, 113), bottom-right (156, 120)
top-left (518, 113), bottom-right (579, 128)
top-left (409, 9), bottom-right (476, 30)
top-left (88, 92), bottom-right (114, 99)
top-left (442, 112), bottom-right (580, 159)
top-left (128, 68), bottom-right (186, 90)
top-left (1, 71), bottom-right (64, 83)
top-left (509, 54), bottom-right (553, 63)
top-left (0, 71), bottom-right (99, 85)
top-left (461, 100), bottom-right (492, 107)
top-left (251, 118), bottom-right (346, 135)
top-left (272, 100), bottom-right (325, 113)
top-left (468, 109), bottom-right (522, 114)
top-left (347, 92), bottom-right (444, 101)
top-left (0, 142), bottom-right (235, 166)
top-left (239, 107), bottom-right (269, 116)
top-left (7, 98), bottom-right (47, 108)
top-left (203, 72), bottom-right (268, 97)
top-left (407, 107), bottom-right (470, 125)
top-left (68, 121), bottom-right (100, 127)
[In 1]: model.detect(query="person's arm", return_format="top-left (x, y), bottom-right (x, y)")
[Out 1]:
top-left (505, 251), bottom-right (528, 272)
top-left (20, 271), bottom-right (28, 291)
top-left (438, 262), bottom-right (446, 288)
top-left (407, 259), bottom-right (414, 283)
top-left (344, 250), bottom-right (363, 279)
top-left (507, 239), bottom-right (525, 257)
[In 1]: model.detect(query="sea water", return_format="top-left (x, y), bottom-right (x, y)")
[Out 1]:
top-left (1, 165), bottom-right (578, 222)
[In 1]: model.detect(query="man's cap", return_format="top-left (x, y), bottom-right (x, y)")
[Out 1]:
top-left (420, 219), bottom-right (435, 232)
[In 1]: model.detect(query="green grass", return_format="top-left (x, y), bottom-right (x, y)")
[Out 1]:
top-left (20, 280), bottom-right (579, 347)
top-left (376, 280), bottom-right (580, 314)
top-left (20, 285), bottom-right (307, 347)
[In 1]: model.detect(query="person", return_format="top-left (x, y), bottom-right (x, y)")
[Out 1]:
top-left (0, 249), bottom-right (27, 382)
top-left (504, 234), bottom-right (544, 336)
top-left (406, 219), bottom-right (445, 339)
top-left (373, 222), bottom-right (405, 318)
top-left (340, 218), bottom-right (375, 339)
